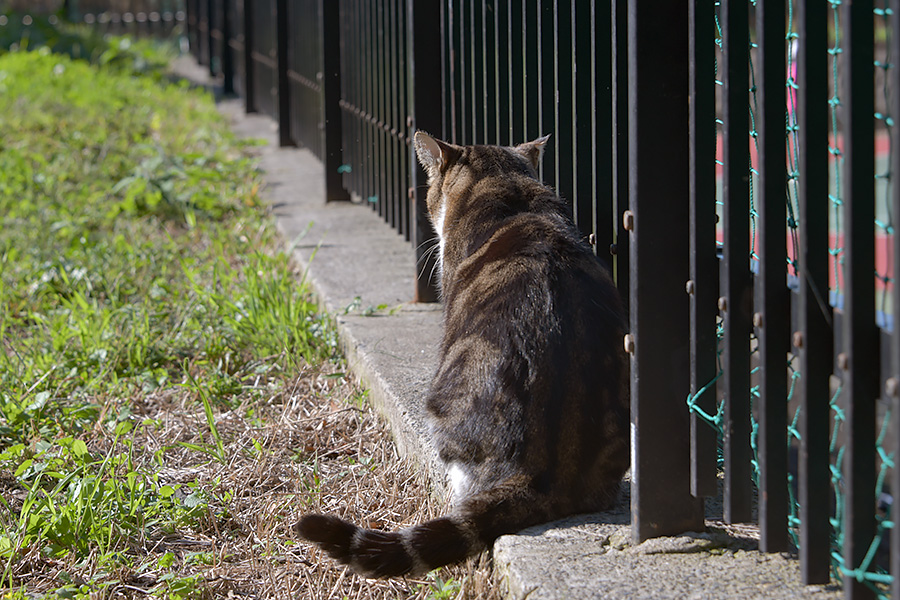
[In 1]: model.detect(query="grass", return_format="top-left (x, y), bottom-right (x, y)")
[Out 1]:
top-left (0, 25), bottom-right (497, 600)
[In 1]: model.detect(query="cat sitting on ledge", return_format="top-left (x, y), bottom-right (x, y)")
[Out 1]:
top-left (296, 132), bottom-right (630, 578)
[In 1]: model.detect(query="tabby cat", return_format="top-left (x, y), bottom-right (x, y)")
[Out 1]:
top-left (296, 132), bottom-right (630, 578)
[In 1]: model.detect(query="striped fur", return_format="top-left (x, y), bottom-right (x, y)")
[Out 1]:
top-left (295, 133), bottom-right (630, 578)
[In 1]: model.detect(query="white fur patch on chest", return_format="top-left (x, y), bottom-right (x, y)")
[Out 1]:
top-left (447, 462), bottom-right (472, 505)
top-left (434, 198), bottom-right (447, 272)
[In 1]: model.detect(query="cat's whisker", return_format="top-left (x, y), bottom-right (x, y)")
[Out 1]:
top-left (416, 241), bottom-right (442, 281)
top-left (414, 236), bottom-right (440, 253)
top-left (416, 239), bottom-right (440, 264)
top-left (427, 250), bottom-right (442, 284)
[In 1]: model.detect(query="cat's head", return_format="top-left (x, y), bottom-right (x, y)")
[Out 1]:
top-left (413, 132), bottom-right (550, 245)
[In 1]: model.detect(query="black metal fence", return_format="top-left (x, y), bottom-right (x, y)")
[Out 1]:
top-left (181, 1), bottom-right (897, 597)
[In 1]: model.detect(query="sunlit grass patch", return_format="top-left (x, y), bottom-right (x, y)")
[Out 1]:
top-left (0, 47), bottom-right (344, 597)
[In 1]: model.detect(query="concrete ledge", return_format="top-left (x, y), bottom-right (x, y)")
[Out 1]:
top-left (178, 56), bottom-right (844, 599)
top-left (493, 491), bottom-right (842, 600)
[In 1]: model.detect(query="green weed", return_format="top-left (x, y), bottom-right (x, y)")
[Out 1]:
top-left (0, 46), bottom-right (339, 596)
top-left (424, 573), bottom-right (464, 600)
top-left (0, 425), bottom-right (208, 588)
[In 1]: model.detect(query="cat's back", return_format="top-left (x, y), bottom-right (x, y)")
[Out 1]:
top-left (430, 156), bottom-right (629, 507)
top-left (444, 175), bottom-right (623, 346)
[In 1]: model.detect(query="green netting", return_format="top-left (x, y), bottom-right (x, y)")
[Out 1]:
top-left (693, 1), bottom-right (896, 596)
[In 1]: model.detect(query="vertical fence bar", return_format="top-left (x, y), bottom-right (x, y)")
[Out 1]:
top-left (688, 0), bottom-right (718, 500)
top-left (221, 0), bottom-right (234, 93)
top-left (796, 0), bottom-right (832, 583)
top-left (442, 0), bottom-right (453, 143)
top-left (721, 0), bottom-right (753, 524)
top-left (756, 0), bottom-right (789, 553)
top-left (376, 0), bottom-right (387, 225)
top-left (370, 0), bottom-right (380, 220)
top-left (228, 0), bottom-right (242, 94)
top-left (354, 1), bottom-right (366, 208)
top-left (483, 0), bottom-right (497, 143)
top-left (353, 2), bottom-right (363, 199)
top-left (611, 0), bottom-right (629, 313)
top-left (554, 0), bottom-right (574, 219)
top-left (459, 0), bottom-right (470, 144)
top-left (396, 0), bottom-right (406, 237)
top-left (399, 0), bottom-right (409, 233)
top-left (523, 0), bottom-right (540, 143)
top-left (539, 1), bottom-right (555, 185)
top-left (380, 0), bottom-right (390, 228)
top-left (370, 0), bottom-right (381, 218)
top-left (204, 0), bottom-right (213, 70)
top-left (352, 2), bottom-right (362, 203)
top-left (244, 0), bottom-right (255, 112)
top-left (321, 0), bottom-right (349, 202)
top-left (399, 0), bottom-right (411, 241)
top-left (628, 0), bottom-right (704, 542)
top-left (208, 0), bottom-right (221, 77)
top-left (509, 0), bottom-right (524, 143)
top-left (360, 0), bottom-right (369, 206)
top-left (408, 0), bottom-right (441, 302)
top-left (213, 0), bottom-right (221, 75)
top-left (841, 0), bottom-right (877, 597)
top-left (470, 1), bottom-right (483, 143)
top-left (383, 1), bottom-right (392, 228)
top-left (382, 0), bottom-right (391, 227)
top-left (275, 0), bottom-right (292, 147)
top-left (572, 0), bottom-right (594, 241)
top-left (496, 0), bottom-right (510, 145)
top-left (387, 0), bottom-right (398, 228)
top-left (450, 0), bottom-right (462, 144)
top-left (593, 0), bottom-right (614, 271)
top-left (197, 0), bottom-right (210, 65)
top-left (187, 0), bottom-right (199, 59)
top-left (364, 0), bottom-right (375, 215)
top-left (892, 3), bottom-right (900, 599)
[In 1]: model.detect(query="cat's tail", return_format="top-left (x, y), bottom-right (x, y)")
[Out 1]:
top-left (295, 478), bottom-right (555, 578)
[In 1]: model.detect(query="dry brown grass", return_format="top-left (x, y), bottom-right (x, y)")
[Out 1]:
top-left (10, 361), bottom-right (501, 600)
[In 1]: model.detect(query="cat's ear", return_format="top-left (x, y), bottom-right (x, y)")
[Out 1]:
top-left (415, 132), bottom-right (457, 178)
top-left (514, 134), bottom-right (551, 170)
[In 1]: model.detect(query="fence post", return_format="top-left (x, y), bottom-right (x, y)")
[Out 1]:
top-left (842, 0), bottom-right (877, 597)
top-left (221, 0), bottom-right (234, 95)
top-left (687, 0), bottom-right (718, 502)
top-left (275, 0), bottom-right (293, 147)
top-left (206, 0), bottom-right (215, 77)
top-left (591, 0), bottom-right (613, 274)
top-left (796, 0), bottom-right (831, 584)
top-left (755, 0), bottom-right (789, 553)
top-left (627, 0), bottom-right (704, 541)
top-left (721, 0), bottom-right (753, 524)
top-left (244, 0), bottom-right (256, 113)
top-left (319, 0), bottom-right (349, 202)
top-left (407, 0), bottom-right (441, 303)
top-left (187, 0), bottom-right (200, 61)
top-left (611, 0), bottom-right (629, 316)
